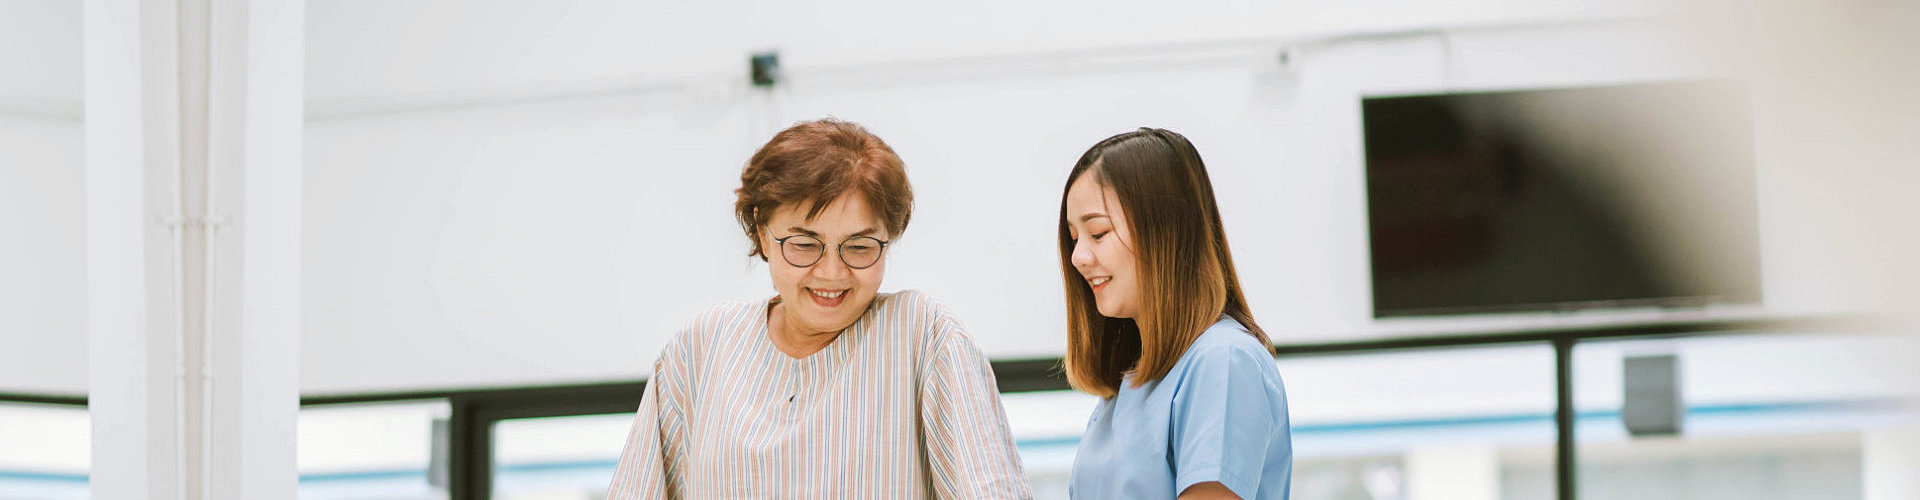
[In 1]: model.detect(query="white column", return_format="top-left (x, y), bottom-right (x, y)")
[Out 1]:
top-left (87, 0), bottom-right (185, 497)
top-left (208, 0), bottom-right (303, 496)
top-left (1405, 444), bottom-right (1501, 500)
top-left (86, 0), bottom-right (302, 498)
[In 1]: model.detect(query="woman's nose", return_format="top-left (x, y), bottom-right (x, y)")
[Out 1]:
top-left (811, 247), bottom-right (853, 278)
top-left (1070, 239), bottom-right (1095, 270)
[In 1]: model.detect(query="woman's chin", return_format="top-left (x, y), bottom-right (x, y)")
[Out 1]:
top-left (794, 305), bottom-right (866, 334)
top-left (780, 285), bottom-right (872, 329)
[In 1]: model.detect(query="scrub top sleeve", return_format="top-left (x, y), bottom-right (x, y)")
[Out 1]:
top-left (1169, 343), bottom-right (1284, 499)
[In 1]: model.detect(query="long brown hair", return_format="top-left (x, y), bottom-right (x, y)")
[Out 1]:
top-left (1058, 128), bottom-right (1270, 398)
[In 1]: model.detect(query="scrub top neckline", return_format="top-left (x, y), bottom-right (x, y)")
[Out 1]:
top-left (760, 295), bottom-right (865, 366)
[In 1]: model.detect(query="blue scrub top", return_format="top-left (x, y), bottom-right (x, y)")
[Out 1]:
top-left (1069, 317), bottom-right (1292, 500)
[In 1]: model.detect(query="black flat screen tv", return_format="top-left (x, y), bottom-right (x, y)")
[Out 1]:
top-left (1363, 81), bottom-right (1762, 317)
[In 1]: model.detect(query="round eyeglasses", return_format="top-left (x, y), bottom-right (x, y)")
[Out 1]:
top-left (773, 234), bottom-right (891, 269)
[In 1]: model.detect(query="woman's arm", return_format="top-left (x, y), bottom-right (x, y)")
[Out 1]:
top-left (607, 380), bottom-right (672, 499)
top-left (607, 341), bottom-right (691, 499)
top-left (917, 318), bottom-right (1033, 499)
top-left (1168, 339), bottom-right (1290, 500)
top-left (1179, 481), bottom-right (1243, 499)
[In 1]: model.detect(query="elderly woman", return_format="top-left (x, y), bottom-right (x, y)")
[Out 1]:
top-left (608, 119), bottom-right (1031, 499)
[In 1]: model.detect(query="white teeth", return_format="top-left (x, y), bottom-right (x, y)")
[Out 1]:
top-left (810, 289), bottom-right (845, 299)
top-left (1090, 277), bottom-right (1110, 286)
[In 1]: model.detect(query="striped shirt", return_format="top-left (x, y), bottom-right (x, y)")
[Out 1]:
top-left (608, 290), bottom-right (1032, 499)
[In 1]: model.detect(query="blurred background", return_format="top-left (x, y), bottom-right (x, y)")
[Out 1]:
top-left (2, 0), bottom-right (1917, 499)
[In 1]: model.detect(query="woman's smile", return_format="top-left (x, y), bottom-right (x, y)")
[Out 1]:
top-left (806, 286), bottom-right (849, 308)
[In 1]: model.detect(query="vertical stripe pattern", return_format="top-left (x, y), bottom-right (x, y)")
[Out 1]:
top-left (608, 290), bottom-right (1032, 499)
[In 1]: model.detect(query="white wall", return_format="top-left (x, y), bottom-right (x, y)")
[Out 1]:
top-left (296, 0), bottom-right (1915, 395)
top-left (0, 0), bottom-right (1897, 397)
top-left (302, 0), bottom-right (1665, 103)
top-left (0, 116), bottom-right (82, 396)
top-left (0, 0), bottom-right (80, 103)
top-left (0, 0), bottom-right (84, 396)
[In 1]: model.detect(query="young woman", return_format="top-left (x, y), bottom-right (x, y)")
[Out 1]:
top-left (1059, 128), bottom-right (1292, 499)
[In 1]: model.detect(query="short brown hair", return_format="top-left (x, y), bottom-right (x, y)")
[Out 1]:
top-left (735, 119), bottom-right (913, 259)
top-left (1057, 128), bottom-right (1271, 398)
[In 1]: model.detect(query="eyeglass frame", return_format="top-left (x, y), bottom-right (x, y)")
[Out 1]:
top-left (771, 234), bottom-right (892, 269)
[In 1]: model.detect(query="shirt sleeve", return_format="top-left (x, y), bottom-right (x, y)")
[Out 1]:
top-left (917, 315), bottom-right (1034, 499)
top-left (1169, 341), bottom-right (1289, 499)
top-left (607, 340), bottom-right (690, 499)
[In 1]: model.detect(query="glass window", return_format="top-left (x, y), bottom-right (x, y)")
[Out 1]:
top-left (299, 399), bottom-right (450, 500)
top-left (1002, 389), bottom-right (1101, 499)
top-left (491, 413), bottom-right (630, 500)
top-left (1551, 332), bottom-right (1920, 500)
top-left (0, 402), bottom-right (88, 500)
top-left (1282, 344), bottom-right (1558, 500)
top-left (479, 392), bottom-right (1113, 500)
top-left (998, 345), bottom-right (1559, 500)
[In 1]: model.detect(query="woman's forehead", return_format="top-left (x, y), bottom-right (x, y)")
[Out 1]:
top-left (1066, 177), bottom-right (1120, 218)
top-left (768, 195), bottom-right (883, 234)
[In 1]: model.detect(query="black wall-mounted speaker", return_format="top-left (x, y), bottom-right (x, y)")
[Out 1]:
top-left (750, 52), bottom-right (780, 88)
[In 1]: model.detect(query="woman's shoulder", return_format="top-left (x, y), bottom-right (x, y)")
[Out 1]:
top-left (868, 289), bottom-right (955, 325)
top-left (1167, 318), bottom-right (1286, 403)
top-left (1179, 318), bottom-right (1277, 370)
top-left (868, 289), bottom-right (977, 350)
top-left (677, 300), bottom-right (762, 335)
top-left (660, 300), bottom-right (764, 356)
top-left (690, 299), bottom-right (763, 325)
top-left (872, 288), bottom-right (935, 307)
